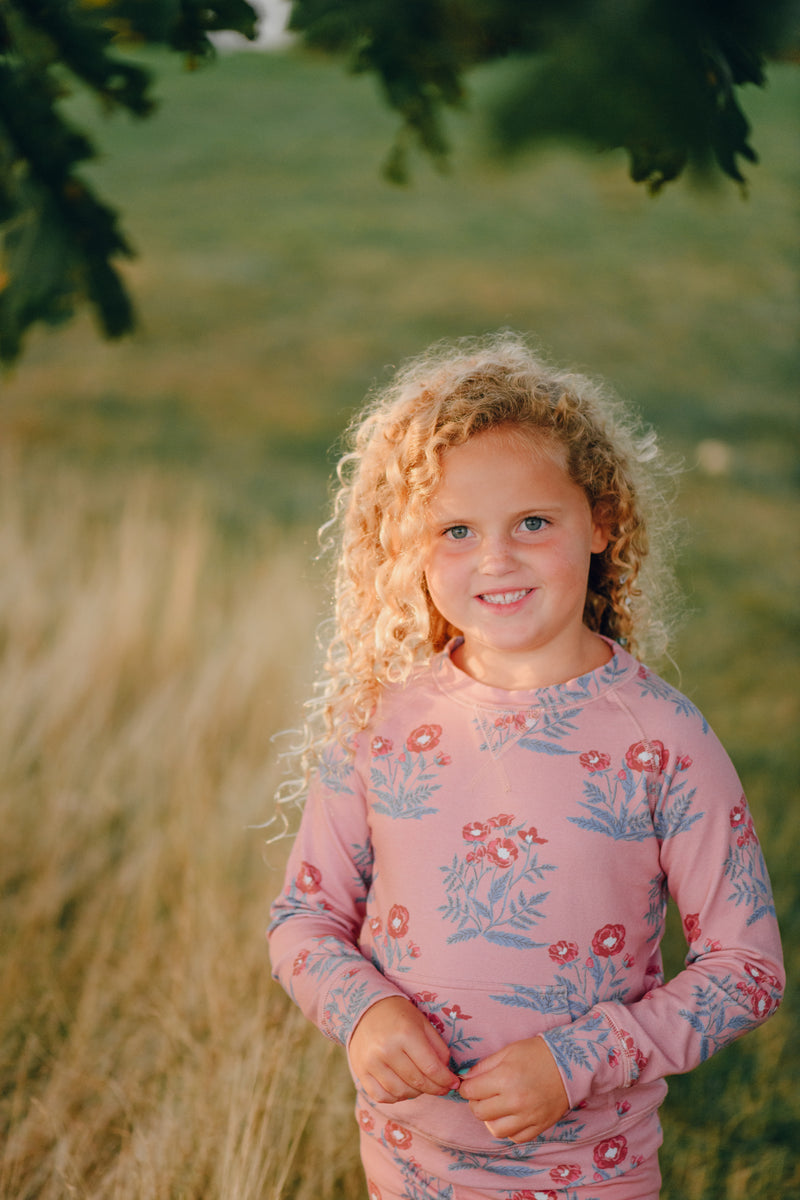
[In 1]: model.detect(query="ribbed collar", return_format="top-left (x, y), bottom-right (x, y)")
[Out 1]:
top-left (431, 636), bottom-right (640, 713)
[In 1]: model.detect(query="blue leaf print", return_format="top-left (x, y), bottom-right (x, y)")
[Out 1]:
top-left (474, 706), bottom-right (580, 756)
top-left (679, 979), bottom-right (758, 1062)
top-left (445, 1145), bottom-right (539, 1177)
top-left (439, 816), bottom-right (555, 947)
top-left (724, 801), bottom-right (777, 925)
top-left (318, 743), bottom-right (356, 794)
top-left (518, 737), bottom-right (575, 756)
top-left (490, 984), bottom-right (572, 1015)
top-left (635, 667), bottom-right (709, 730)
top-left (322, 976), bottom-right (384, 1043)
top-left (543, 1012), bottom-right (612, 1081)
top-left (484, 929), bottom-right (545, 949)
top-left (568, 761), bottom-right (653, 841)
top-left (652, 788), bottom-right (703, 839)
top-left (369, 725), bottom-right (451, 819)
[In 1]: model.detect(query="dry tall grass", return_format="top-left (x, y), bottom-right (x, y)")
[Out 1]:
top-left (1, 455), bottom-right (795, 1199)
top-left (0, 460), bottom-right (364, 1198)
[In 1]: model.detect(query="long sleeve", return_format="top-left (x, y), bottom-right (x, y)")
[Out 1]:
top-left (268, 742), bottom-right (403, 1045)
top-left (265, 643), bottom-right (784, 1172)
top-left (541, 724), bottom-right (785, 1107)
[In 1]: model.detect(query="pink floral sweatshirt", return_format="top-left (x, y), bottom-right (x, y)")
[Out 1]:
top-left (268, 640), bottom-right (784, 1178)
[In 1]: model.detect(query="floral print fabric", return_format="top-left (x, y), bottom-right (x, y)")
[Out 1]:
top-left (268, 639), bottom-right (783, 1188)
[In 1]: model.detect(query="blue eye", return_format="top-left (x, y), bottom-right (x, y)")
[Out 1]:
top-left (445, 525), bottom-right (471, 540)
top-left (521, 516), bottom-right (547, 532)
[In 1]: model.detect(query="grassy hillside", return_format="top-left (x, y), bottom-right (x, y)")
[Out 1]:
top-left (0, 45), bottom-right (797, 1199)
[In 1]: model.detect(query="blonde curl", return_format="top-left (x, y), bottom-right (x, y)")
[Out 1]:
top-left (272, 332), bottom-right (680, 829)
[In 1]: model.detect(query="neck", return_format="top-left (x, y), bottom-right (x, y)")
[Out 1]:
top-left (452, 632), bottom-right (613, 691)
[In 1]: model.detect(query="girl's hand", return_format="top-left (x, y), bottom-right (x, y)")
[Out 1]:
top-left (459, 1035), bottom-right (569, 1143)
top-left (349, 996), bottom-right (461, 1103)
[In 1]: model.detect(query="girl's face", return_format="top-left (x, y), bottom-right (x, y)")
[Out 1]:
top-left (424, 426), bottom-right (609, 690)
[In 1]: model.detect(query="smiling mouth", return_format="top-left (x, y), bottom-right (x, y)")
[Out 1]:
top-left (479, 589), bottom-right (532, 606)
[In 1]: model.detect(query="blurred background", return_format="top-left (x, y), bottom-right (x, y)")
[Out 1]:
top-left (0, 6), bottom-right (797, 1197)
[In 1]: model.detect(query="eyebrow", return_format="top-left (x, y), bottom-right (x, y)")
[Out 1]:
top-left (430, 503), bottom-right (566, 526)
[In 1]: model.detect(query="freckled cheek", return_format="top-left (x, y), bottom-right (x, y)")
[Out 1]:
top-left (543, 546), bottom-right (593, 589)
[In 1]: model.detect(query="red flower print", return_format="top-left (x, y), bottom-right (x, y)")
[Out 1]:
top-left (623, 954), bottom-right (635, 968)
top-left (367, 1181), bottom-right (381, 1200)
top-left (593, 1134), bottom-right (628, 1170)
top-left (384, 1120), bottom-right (412, 1150)
top-left (731, 801), bottom-right (757, 846)
top-left (592, 924), bottom-right (626, 957)
top-left (489, 812), bottom-right (515, 827)
top-left (620, 1030), bottom-right (648, 1074)
top-left (518, 825), bottom-right (548, 846)
top-left (751, 987), bottom-right (779, 1019)
top-left (625, 740), bottom-right (668, 774)
top-left (387, 905), bottom-right (410, 937)
top-left (371, 735), bottom-right (393, 756)
top-left (296, 861), bottom-right (322, 894)
top-left (486, 837), bottom-right (519, 868)
top-left (730, 801), bottom-right (747, 827)
top-left (743, 962), bottom-right (781, 989)
top-left (549, 940), bottom-right (579, 965)
top-left (409, 942), bottom-right (421, 958)
top-left (368, 917), bottom-right (383, 935)
top-left (441, 1003), bottom-right (472, 1021)
top-left (580, 750), bottom-right (611, 772)
top-left (358, 1109), bottom-right (375, 1132)
top-left (435, 753), bottom-right (451, 765)
top-left (412, 990), bottom-right (438, 1003)
top-left (406, 724), bottom-right (442, 753)
top-left (675, 754), bottom-right (692, 770)
top-left (463, 821), bottom-right (490, 842)
top-left (466, 847), bottom-right (486, 863)
top-left (550, 1164), bottom-right (581, 1184)
top-left (292, 949), bottom-right (308, 975)
top-left (683, 913), bottom-right (702, 943)
top-left (511, 1193), bottom-right (556, 1200)
top-left (427, 1013), bottom-right (446, 1035)
top-left (616, 1100), bottom-right (631, 1116)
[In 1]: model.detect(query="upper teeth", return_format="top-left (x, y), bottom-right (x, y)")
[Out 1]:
top-left (482, 590), bottom-right (528, 605)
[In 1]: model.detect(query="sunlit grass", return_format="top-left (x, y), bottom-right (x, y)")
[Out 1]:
top-left (0, 463), bottom-right (363, 1198)
top-left (0, 454), bottom-right (796, 1198)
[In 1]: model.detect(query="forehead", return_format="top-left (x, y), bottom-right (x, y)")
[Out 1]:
top-left (434, 426), bottom-right (568, 494)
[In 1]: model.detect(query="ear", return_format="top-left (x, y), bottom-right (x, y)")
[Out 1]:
top-left (590, 510), bottom-right (610, 554)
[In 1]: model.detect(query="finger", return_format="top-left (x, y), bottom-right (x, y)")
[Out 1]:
top-left (420, 1022), bottom-right (461, 1082)
top-left (461, 1046), bottom-right (504, 1079)
top-left (508, 1124), bottom-right (541, 1144)
top-left (420, 1015), bottom-right (455, 1062)
top-left (467, 1093), bottom-right (510, 1124)
top-left (460, 1070), bottom-right (504, 1101)
top-left (399, 1051), bottom-right (459, 1095)
top-left (361, 1068), bottom-right (422, 1103)
top-left (394, 1053), bottom-right (446, 1096)
top-left (484, 1116), bottom-right (541, 1143)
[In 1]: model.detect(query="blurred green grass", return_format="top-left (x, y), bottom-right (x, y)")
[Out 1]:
top-left (3, 49), bottom-right (798, 515)
top-left (1, 44), bottom-right (797, 1198)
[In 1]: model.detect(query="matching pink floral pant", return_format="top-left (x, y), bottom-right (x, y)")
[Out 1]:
top-left (358, 1115), bottom-right (662, 1200)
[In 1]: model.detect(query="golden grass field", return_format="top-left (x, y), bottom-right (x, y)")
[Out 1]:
top-left (0, 454), bottom-right (796, 1199)
top-left (0, 462), bottom-right (369, 1198)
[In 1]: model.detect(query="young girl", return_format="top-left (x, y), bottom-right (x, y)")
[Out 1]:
top-left (268, 333), bottom-right (784, 1200)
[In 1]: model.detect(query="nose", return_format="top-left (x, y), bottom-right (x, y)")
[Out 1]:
top-left (479, 535), bottom-right (517, 575)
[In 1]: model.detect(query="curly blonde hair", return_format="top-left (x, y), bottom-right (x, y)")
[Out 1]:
top-left (273, 332), bottom-right (679, 823)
